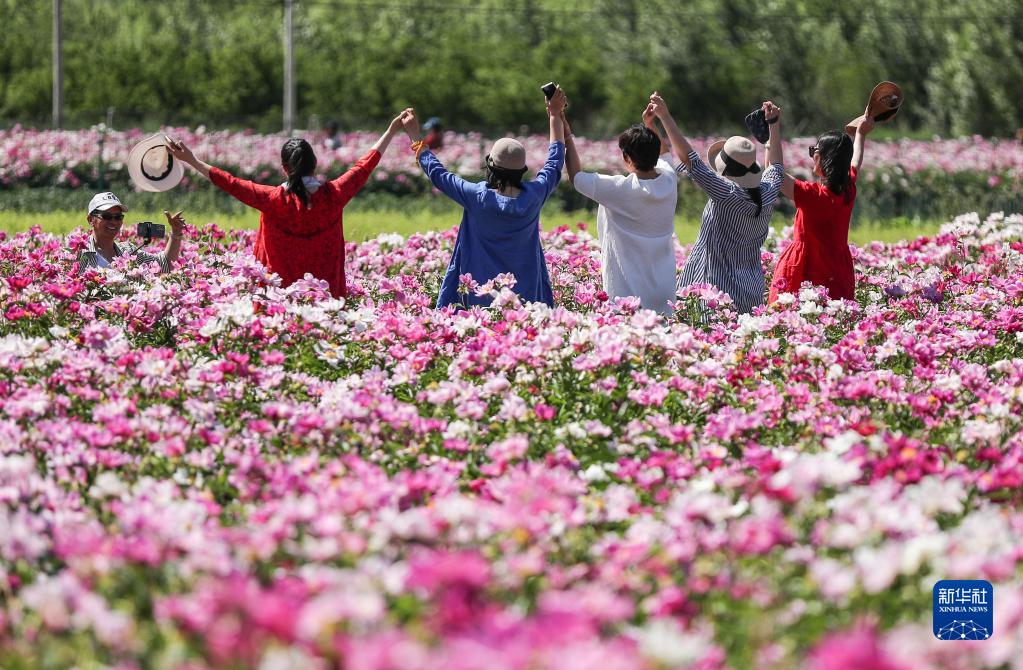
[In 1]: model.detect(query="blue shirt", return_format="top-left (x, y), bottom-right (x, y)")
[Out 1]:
top-left (676, 150), bottom-right (784, 314)
top-left (419, 143), bottom-right (565, 309)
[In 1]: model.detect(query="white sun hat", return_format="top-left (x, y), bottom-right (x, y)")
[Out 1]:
top-left (127, 134), bottom-right (184, 192)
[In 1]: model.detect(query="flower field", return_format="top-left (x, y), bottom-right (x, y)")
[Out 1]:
top-left (1, 212), bottom-right (1023, 669)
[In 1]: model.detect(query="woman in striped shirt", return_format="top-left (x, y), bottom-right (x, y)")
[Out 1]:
top-left (650, 93), bottom-right (784, 314)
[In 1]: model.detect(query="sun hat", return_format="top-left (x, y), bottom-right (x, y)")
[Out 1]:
top-left (87, 191), bottom-right (127, 214)
top-left (487, 137), bottom-right (527, 171)
top-left (127, 134), bottom-right (185, 192)
top-left (707, 136), bottom-right (762, 188)
top-left (846, 81), bottom-right (903, 135)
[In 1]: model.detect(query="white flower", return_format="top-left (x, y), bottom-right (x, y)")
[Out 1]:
top-left (376, 232), bottom-right (405, 247)
top-left (315, 341), bottom-right (345, 367)
top-left (442, 420), bottom-right (473, 439)
top-left (630, 618), bottom-right (712, 667)
top-left (199, 317), bottom-right (225, 338)
top-left (90, 472), bottom-right (127, 499)
top-left (825, 430), bottom-right (861, 455)
top-left (798, 300), bottom-right (822, 316)
top-left (798, 287), bottom-right (819, 303)
top-left (259, 646), bottom-right (326, 670)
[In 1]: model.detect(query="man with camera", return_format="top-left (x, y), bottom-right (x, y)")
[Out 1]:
top-left (76, 191), bottom-right (185, 274)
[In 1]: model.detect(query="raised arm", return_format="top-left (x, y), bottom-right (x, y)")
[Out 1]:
top-left (763, 100), bottom-right (783, 167)
top-left (762, 100), bottom-right (794, 199)
top-left (852, 113), bottom-right (873, 171)
top-left (548, 87), bottom-right (566, 145)
top-left (562, 108), bottom-right (583, 182)
top-left (328, 110), bottom-right (410, 205)
top-left (401, 109), bottom-right (474, 206)
top-left (166, 137), bottom-right (212, 181)
top-left (649, 92), bottom-right (694, 170)
top-left (370, 109), bottom-right (410, 155)
top-left (643, 103), bottom-right (671, 156)
top-left (168, 137), bottom-right (278, 211)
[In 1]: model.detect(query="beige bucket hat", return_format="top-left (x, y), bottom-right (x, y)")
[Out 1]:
top-left (707, 136), bottom-right (762, 188)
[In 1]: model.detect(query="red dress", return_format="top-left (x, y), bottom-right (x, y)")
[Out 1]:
top-left (769, 167), bottom-right (857, 303)
top-left (209, 149), bottom-right (381, 298)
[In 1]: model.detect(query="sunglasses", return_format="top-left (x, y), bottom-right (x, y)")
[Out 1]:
top-left (808, 145), bottom-right (819, 158)
top-left (94, 211), bottom-right (125, 221)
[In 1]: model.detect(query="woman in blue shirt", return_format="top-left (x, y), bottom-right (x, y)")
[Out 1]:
top-left (400, 91), bottom-right (566, 309)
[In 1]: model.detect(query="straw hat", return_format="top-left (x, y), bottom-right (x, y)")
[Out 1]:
top-left (127, 134), bottom-right (184, 192)
top-left (846, 81), bottom-right (903, 135)
top-left (707, 136), bottom-right (762, 188)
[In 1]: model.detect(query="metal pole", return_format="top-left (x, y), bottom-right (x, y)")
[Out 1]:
top-left (52, 0), bottom-right (63, 128)
top-left (283, 0), bottom-right (295, 134)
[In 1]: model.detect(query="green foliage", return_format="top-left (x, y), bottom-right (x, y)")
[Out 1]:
top-left (0, 0), bottom-right (1021, 135)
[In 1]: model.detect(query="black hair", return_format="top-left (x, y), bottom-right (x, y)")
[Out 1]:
top-left (816, 130), bottom-right (854, 202)
top-left (281, 138), bottom-right (318, 207)
top-left (746, 188), bottom-right (762, 218)
top-left (485, 158), bottom-right (527, 192)
top-left (618, 124), bottom-right (661, 172)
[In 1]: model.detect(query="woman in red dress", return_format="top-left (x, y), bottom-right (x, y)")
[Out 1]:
top-left (768, 116), bottom-right (873, 303)
top-left (166, 110), bottom-right (411, 299)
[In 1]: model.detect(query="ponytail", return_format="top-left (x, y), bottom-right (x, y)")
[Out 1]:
top-left (281, 138), bottom-right (317, 207)
top-left (815, 130), bottom-right (854, 202)
top-left (746, 187), bottom-right (762, 218)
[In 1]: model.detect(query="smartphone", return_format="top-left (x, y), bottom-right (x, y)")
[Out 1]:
top-left (541, 82), bottom-right (558, 100)
top-left (136, 221), bottom-right (166, 238)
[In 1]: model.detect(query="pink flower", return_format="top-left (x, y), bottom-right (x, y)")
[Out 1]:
top-left (804, 625), bottom-right (909, 670)
top-left (533, 403), bottom-right (556, 421)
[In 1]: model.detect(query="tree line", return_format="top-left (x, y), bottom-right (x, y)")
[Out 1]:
top-left (1, 0), bottom-right (1021, 137)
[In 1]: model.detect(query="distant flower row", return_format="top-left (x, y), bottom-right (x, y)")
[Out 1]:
top-left (2, 125), bottom-right (1022, 190)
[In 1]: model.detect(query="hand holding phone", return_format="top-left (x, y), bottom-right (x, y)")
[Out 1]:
top-left (136, 221), bottom-right (166, 240)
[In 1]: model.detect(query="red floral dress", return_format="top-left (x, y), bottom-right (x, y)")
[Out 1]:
top-left (209, 150), bottom-right (381, 298)
top-left (769, 167), bottom-right (858, 303)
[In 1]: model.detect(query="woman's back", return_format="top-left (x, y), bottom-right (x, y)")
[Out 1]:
top-left (421, 141), bottom-right (565, 308)
top-left (208, 149), bottom-right (382, 298)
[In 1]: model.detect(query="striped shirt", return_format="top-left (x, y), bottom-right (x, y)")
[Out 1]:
top-left (676, 150), bottom-right (783, 313)
top-left (76, 237), bottom-right (172, 274)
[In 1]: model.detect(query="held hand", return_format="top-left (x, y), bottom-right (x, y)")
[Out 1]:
top-left (858, 107), bottom-right (875, 135)
top-left (401, 109), bottom-right (422, 140)
top-left (388, 109), bottom-right (410, 134)
top-left (762, 100), bottom-right (781, 123)
top-left (649, 92), bottom-right (669, 119)
top-left (164, 209), bottom-right (186, 236)
top-left (546, 88), bottom-right (566, 117)
top-left (164, 136), bottom-right (197, 166)
top-left (642, 102), bottom-right (657, 129)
